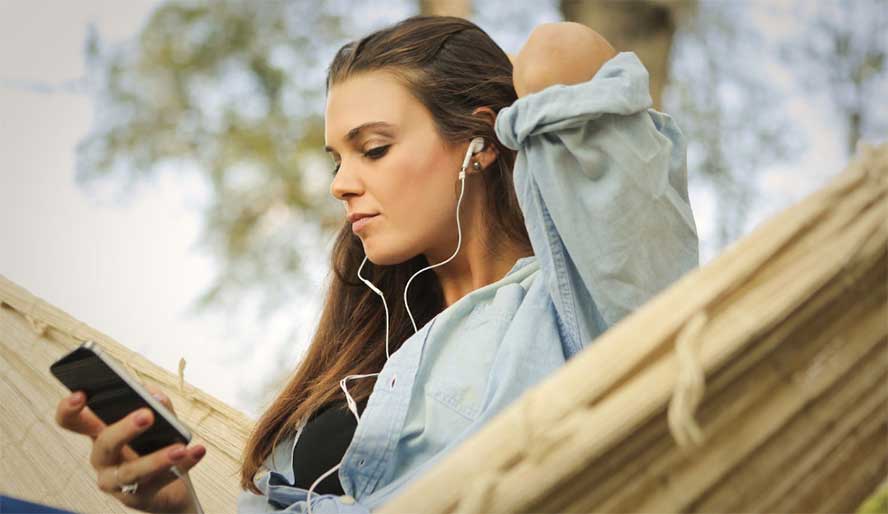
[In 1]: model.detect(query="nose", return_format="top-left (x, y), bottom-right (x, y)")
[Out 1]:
top-left (330, 160), bottom-right (363, 201)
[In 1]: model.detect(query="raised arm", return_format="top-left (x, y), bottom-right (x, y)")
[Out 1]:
top-left (512, 22), bottom-right (618, 98)
top-left (495, 43), bottom-right (698, 358)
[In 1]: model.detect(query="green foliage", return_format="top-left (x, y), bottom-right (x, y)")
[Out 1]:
top-left (857, 477), bottom-right (888, 514)
top-left (666, 1), bottom-right (799, 252)
top-left (76, 2), bottom-right (358, 315)
top-left (777, 0), bottom-right (887, 156)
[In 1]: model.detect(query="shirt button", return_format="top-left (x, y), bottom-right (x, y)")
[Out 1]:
top-left (339, 495), bottom-right (356, 505)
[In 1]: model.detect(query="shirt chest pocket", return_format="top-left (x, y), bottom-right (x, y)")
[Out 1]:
top-left (420, 310), bottom-right (504, 423)
top-left (425, 376), bottom-right (483, 421)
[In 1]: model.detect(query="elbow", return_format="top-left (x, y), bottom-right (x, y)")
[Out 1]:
top-left (514, 22), bottom-right (617, 98)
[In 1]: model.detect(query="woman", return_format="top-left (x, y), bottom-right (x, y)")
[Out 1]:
top-left (55, 15), bottom-right (698, 514)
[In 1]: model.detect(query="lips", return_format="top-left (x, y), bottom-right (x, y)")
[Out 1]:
top-left (347, 212), bottom-right (378, 223)
top-left (351, 214), bottom-right (378, 233)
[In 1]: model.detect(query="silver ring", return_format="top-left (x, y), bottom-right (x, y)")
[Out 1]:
top-left (115, 466), bottom-right (139, 495)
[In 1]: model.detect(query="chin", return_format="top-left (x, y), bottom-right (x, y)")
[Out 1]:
top-left (360, 238), bottom-right (417, 267)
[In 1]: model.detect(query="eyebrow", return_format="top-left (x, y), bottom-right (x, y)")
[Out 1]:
top-left (324, 121), bottom-right (396, 153)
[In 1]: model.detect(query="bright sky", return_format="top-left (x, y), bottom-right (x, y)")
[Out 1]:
top-left (0, 1), bottom-right (851, 418)
top-left (0, 0), bottom-right (287, 417)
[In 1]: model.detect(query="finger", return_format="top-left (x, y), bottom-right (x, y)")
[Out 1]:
top-left (96, 443), bottom-right (205, 494)
top-left (105, 444), bottom-right (207, 509)
top-left (144, 384), bottom-right (175, 414)
top-left (126, 444), bottom-right (208, 497)
top-left (90, 408), bottom-right (154, 468)
top-left (55, 391), bottom-right (105, 439)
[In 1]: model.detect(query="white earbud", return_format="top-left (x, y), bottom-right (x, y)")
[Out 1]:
top-left (307, 135), bottom-right (486, 514)
top-left (470, 136), bottom-right (485, 153)
top-left (459, 137), bottom-right (485, 179)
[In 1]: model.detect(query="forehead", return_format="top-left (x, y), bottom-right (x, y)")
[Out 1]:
top-left (324, 71), bottom-right (422, 146)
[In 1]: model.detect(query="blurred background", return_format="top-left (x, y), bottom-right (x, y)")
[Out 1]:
top-left (1, 0), bottom-right (885, 418)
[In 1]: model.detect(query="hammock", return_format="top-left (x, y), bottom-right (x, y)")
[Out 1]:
top-left (380, 142), bottom-right (888, 514)
top-left (2, 143), bottom-right (886, 514)
top-left (0, 279), bottom-right (251, 513)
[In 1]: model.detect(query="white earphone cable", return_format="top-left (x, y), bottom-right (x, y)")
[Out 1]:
top-left (306, 138), bottom-right (482, 514)
top-left (403, 166), bottom-right (467, 332)
top-left (358, 257), bottom-right (391, 360)
top-left (405, 136), bottom-right (482, 331)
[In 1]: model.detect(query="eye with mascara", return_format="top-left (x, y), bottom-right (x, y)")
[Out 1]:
top-left (331, 145), bottom-right (390, 176)
top-left (364, 145), bottom-right (390, 160)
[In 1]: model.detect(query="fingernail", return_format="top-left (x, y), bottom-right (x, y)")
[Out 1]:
top-left (69, 392), bottom-right (84, 406)
top-left (169, 446), bottom-right (186, 460)
top-left (192, 446), bottom-right (206, 459)
top-left (135, 409), bottom-right (151, 427)
top-left (152, 392), bottom-right (166, 402)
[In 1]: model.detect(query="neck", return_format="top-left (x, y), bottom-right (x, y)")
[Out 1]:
top-left (423, 176), bottom-right (531, 307)
top-left (432, 247), bottom-right (525, 307)
top-left (425, 211), bottom-right (529, 307)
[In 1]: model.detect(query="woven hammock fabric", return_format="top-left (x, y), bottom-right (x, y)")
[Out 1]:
top-left (379, 143), bottom-right (888, 514)
top-left (0, 277), bottom-right (253, 514)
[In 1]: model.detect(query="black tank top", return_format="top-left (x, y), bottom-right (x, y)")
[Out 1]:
top-left (290, 398), bottom-right (369, 495)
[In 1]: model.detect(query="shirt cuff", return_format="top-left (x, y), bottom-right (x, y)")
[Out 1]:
top-left (494, 51), bottom-right (652, 149)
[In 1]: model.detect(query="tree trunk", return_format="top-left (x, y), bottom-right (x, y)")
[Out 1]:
top-left (560, 0), bottom-right (694, 110)
top-left (419, 0), bottom-right (472, 18)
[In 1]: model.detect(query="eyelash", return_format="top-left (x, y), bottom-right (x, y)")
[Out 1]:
top-left (332, 145), bottom-right (391, 175)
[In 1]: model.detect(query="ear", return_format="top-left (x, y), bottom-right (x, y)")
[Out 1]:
top-left (470, 107), bottom-right (501, 172)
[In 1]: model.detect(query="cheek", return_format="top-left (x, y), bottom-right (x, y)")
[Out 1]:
top-left (393, 160), bottom-right (457, 224)
top-left (362, 156), bottom-right (462, 264)
top-left (381, 151), bottom-right (451, 209)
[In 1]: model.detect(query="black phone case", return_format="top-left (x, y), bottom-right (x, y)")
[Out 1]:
top-left (50, 344), bottom-right (190, 455)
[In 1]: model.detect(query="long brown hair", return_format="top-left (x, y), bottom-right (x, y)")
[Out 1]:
top-left (241, 15), bottom-right (532, 492)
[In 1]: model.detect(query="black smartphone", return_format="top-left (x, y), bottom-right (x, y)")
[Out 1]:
top-left (50, 341), bottom-right (192, 455)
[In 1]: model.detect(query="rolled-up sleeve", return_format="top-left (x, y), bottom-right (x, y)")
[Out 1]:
top-left (495, 51), bottom-right (699, 358)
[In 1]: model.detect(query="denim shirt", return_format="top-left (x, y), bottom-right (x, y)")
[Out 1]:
top-left (237, 52), bottom-right (699, 513)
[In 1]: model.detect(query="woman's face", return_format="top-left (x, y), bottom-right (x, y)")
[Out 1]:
top-left (325, 71), bottom-right (470, 266)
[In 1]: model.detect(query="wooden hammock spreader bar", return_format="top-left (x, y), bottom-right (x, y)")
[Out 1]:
top-left (0, 277), bottom-right (253, 513)
top-left (379, 143), bottom-right (888, 514)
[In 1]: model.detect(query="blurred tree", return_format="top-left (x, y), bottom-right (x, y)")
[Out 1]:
top-left (77, 2), bottom-right (407, 323)
top-left (777, 0), bottom-right (887, 156)
top-left (560, 0), bottom-right (696, 110)
top-left (561, 1), bottom-right (797, 255)
top-left (420, 0), bottom-right (471, 17)
top-left (666, 1), bottom-right (797, 254)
